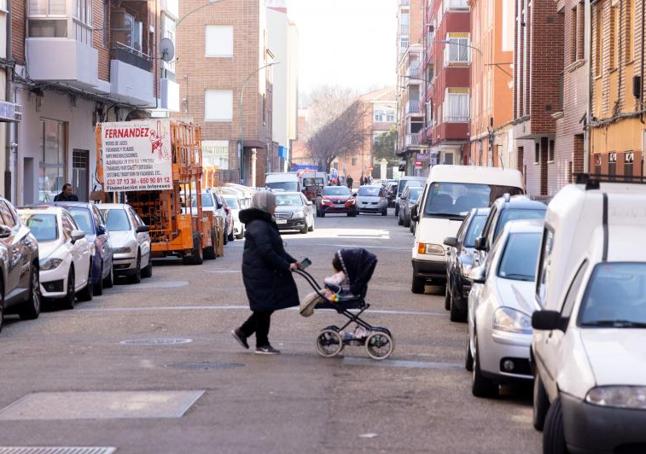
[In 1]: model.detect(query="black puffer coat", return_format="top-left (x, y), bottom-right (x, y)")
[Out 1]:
top-left (240, 208), bottom-right (300, 312)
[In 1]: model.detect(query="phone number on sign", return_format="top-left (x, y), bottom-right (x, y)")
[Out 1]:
top-left (106, 177), bottom-right (171, 186)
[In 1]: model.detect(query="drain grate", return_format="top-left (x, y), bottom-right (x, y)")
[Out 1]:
top-left (168, 361), bottom-right (245, 371)
top-left (0, 448), bottom-right (116, 454)
top-left (119, 338), bottom-right (192, 346)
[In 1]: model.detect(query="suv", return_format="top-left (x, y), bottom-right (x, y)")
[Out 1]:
top-left (0, 197), bottom-right (41, 331)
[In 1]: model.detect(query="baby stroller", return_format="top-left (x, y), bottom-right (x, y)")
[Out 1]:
top-left (294, 248), bottom-right (394, 360)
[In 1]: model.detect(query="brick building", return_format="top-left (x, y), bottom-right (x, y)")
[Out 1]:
top-left (8, 0), bottom-right (177, 204)
top-left (176, 0), bottom-right (275, 187)
top-left (512, 0), bottom-right (564, 196)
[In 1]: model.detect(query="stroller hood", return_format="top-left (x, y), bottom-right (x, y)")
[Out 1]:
top-left (336, 248), bottom-right (378, 297)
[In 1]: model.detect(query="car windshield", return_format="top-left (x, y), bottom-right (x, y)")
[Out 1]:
top-left (398, 179), bottom-right (423, 195)
top-left (494, 208), bottom-right (546, 240)
top-left (409, 187), bottom-right (422, 203)
top-left (103, 209), bottom-right (131, 231)
top-left (424, 182), bottom-right (523, 219)
top-left (497, 232), bottom-right (541, 281)
top-left (191, 194), bottom-right (214, 208)
top-left (303, 178), bottom-right (324, 187)
top-left (68, 207), bottom-right (93, 235)
top-left (267, 181), bottom-right (298, 192)
top-left (223, 196), bottom-right (239, 209)
top-left (464, 215), bottom-right (488, 248)
top-left (276, 194), bottom-right (303, 206)
top-left (579, 263), bottom-right (646, 328)
top-left (24, 214), bottom-right (58, 242)
top-left (358, 187), bottom-right (380, 197)
top-left (323, 187), bottom-right (350, 196)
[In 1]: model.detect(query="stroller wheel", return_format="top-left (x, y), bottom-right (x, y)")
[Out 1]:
top-left (316, 328), bottom-right (344, 358)
top-left (365, 331), bottom-right (394, 360)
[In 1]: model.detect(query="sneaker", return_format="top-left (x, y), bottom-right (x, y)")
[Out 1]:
top-left (231, 329), bottom-right (249, 350)
top-left (255, 345), bottom-right (281, 355)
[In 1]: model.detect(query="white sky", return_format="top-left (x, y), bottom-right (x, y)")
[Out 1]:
top-left (284, 0), bottom-right (397, 96)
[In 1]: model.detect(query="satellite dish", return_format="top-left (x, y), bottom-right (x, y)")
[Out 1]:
top-left (160, 38), bottom-right (175, 62)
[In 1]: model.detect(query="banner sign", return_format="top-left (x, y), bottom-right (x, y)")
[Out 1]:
top-left (101, 120), bottom-right (173, 192)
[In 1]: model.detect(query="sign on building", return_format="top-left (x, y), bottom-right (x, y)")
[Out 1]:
top-left (101, 120), bottom-right (173, 192)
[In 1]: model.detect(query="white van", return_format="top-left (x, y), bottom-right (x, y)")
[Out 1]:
top-left (265, 173), bottom-right (301, 193)
top-left (411, 165), bottom-right (523, 293)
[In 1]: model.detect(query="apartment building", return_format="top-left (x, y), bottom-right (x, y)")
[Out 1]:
top-left (589, 0), bottom-right (643, 178)
top-left (512, 0), bottom-right (564, 196)
top-left (395, 0), bottom-right (426, 175)
top-left (423, 0), bottom-right (471, 167)
top-left (468, 0), bottom-right (514, 168)
top-left (176, 0), bottom-right (274, 187)
top-left (0, 4), bottom-right (19, 198)
top-left (8, 0), bottom-right (178, 204)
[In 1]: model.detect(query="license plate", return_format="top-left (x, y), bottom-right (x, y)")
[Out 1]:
top-left (276, 219), bottom-right (287, 225)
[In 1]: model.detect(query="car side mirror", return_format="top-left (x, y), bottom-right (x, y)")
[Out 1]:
top-left (532, 311), bottom-right (568, 332)
top-left (306, 201), bottom-right (313, 206)
top-left (136, 225), bottom-right (150, 233)
top-left (475, 237), bottom-right (488, 251)
top-left (467, 265), bottom-right (486, 284)
top-left (71, 229), bottom-right (85, 243)
top-left (0, 225), bottom-right (11, 239)
top-left (96, 225), bottom-right (106, 236)
top-left (411, 205), bottom-right (419, 222)
top-left (443, 236), bottom-right (458, 248)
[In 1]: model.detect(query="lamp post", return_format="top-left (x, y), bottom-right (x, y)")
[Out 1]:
top-left (238, 61), bottom-right (279, 185)
top-left (176, 0), bottom-right (224, 27)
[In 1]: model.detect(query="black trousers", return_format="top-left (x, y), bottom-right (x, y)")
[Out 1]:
top-left (239, 311), bottom-right (274, 347)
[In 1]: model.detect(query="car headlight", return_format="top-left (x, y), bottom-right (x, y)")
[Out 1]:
top-left (321, 199), bottom-right (332, 204)
top-left (113, 246), bottom-right (132, 254)
top-left (40, 258), bottom-right (63, 271)
top-left (585, 386), bottom-right (646, 409)
top-left (417, 243), bottom-right (445, 256)
top-left (293, 210), bottom-right (305, 218)
top-left (492, 307), bottom-right (532, 334)
top-left (346, 198), bottom-right (355, 205)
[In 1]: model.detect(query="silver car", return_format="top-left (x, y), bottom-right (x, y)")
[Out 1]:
top-left (356, 185), bottom-right (388, 216)
top-left (99, 204), bottom-right (152, 284)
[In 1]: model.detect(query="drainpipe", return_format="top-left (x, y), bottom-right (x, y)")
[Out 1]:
top-left (585, 0), bottom-right (594, 174)
top-left (4, 0), bottom-right (13, 201)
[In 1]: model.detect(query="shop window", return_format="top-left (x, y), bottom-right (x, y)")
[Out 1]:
top-left (202, 140), bottom-right (229, 170)
top-left (38, 119), bottom-right (67, 202)
top-left (608, 152), bottom-right (617, 179)
top-left (624, 151), bottom-right (634, 179)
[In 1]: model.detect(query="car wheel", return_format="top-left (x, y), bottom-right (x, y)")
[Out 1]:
top-left (61, 267), bottom-right (76, 310)
top-left (308, 219), bottom-right (314, 232)
top-left (103, 265), bottom-right (114, 288)
top-left (411, 276), bottom-right (426, 294)
top-left (141, 257), bottom-right (153, 278)
top-left (404, 217), bottom-right (411, 228)
top-left (77, 265), bottom-right (94, 302)
top-left (320, 211), bottom-right (326, 218)
top-left (533, 374), bottom-right (550, 431)
top-left (543, 397), bottom-right (567, 454)
top-left (183, 235), bottom-right (203, 265)
top-left (381, 208), bottom-right (387, 216)
top-left (203, 229), bottom-right (217, 260)
top-left (444, 285), bottom-right (451, 311)
top-left (131, 251), bottom-right (143, 282)
top-left (93, 264), bottom-right (104, 296)
top-left (19, 265), bottom-right (41, 320)
top-left (398, 212), bottom-right (403, 226)
top-left (300, 222), bottom-right (308, 234)
top-left (472, 334), bottom-right (498, 398)
top-left (450, 293), bottom-right (467, 323)
top-left (465, 336), bottom-right (474, 372)
top-left (395, 205), bottom-right (399, 217)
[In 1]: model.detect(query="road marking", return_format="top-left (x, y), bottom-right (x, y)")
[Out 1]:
top-left (113, 281), bottom-right (189, 289)
top-left (204, 269), bottom-right (241, 274)
top-left (120, 338), bottom-right (193, 346)
top-left (294, 242), bottom-right (410, 251)
top-left (0, 449), bottom-right (117, 454)
top-left (342, 357), bottom-right (462, 370)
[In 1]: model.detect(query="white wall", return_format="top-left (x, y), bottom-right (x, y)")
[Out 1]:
top-left (267, 8), bottom-right (289, 148)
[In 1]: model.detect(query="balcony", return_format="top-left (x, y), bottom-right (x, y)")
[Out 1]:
top-left (405, 133), bottom-right (421, 146)
top-left (407, 62), bottom-right (421, 79)
top-left (110, 43), bottom-right (154, 106)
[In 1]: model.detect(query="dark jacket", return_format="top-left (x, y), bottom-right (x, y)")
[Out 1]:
top-left (240, 208), bottom-right (300, 312)
top-left (54, 192), bottom-right (79, 202)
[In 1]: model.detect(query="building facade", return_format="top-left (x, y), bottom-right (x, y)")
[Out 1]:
top-left (423, 0), bottom-right (471, 167)
top-left (468, 0), bottom-right (515, 169)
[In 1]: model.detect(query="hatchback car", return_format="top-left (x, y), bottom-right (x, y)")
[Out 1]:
top-left (19, 206), bottom-right (94, 309)
top-left (0, 198), bottom-right (41, 331)
top-left (443, 207), bottom-right (490, 322)
top-left (192, 191), bottom-right (233, 244)
top-left (54, 202), bottom-right (114, 295)
top-left (99, 204), bottom-right (152, 284)
top-left (316, 186), bottom-right (357, 217)
top-left (466, 220), bottom-right (542, 398)
top-left (398, 186), bottom-right (423, 227)
top-left (274, 192), bottom-right (315, 234)
top-left (221, 193), bottom-right (244, 239)
top-left (356, 185), bottom-right (388, 216)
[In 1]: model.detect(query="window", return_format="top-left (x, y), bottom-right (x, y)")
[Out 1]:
top-left (351, 157), bottom-right (357, 166)
top-left (386, 111), bottom-right (395, 122)
top-left (374, 110), bottom-right (385, 122)
top-left (443, 0), bottom-right (468, 11)
top-left (561, 260), bottom-right (588, 318)
top-left (400, 13), bottom-right (409, 35)
top-left (161, 14), bottom-right (177, 72)
top-left (103, 209), bottom-right (131, 232)
top-left (202, 140), bottom-right (229, 169)
top-left (497, 232), bottom-right (542, 282)
top-left (61, 213), bottom-right (77, 238)
top-left (576, 2), bottom-right (585, 61)
top-left (534, 142), bottom-right (540, 164)
top-left (204, 90), bottom-right (233, 122)
top-left (594, 8), bottom-right (602, 76)
top-left (443, 88), bottom-right (469, 122)
top-left (28, 0), bottom-right (67, 37)
top-left (536, 228), bottom-right (555, 305)
top-left (610, 6), bottom-right (618, 69)
top-left (423, 182), bottom-right (523, 218)
top-left (38, 119), bottom-right (66, 203)
top-left (626, 0), bottom-right (634, 62)
top-left (548, 140), bottom-right (555, 162)
top-left (75, 0), bottom-right (91, 25)
top-left (608, 151), bottom-right (617, 178)
top-left (23, 214), bottom-right (58, 241)
top-left (68, 208), bottom-right (93, 234)
top-left (624, 151), bottom-right (635, 178)
top-left (111, 9), bottom-right (143, 52)
top-left (444, 35), bottom-right (470, 65)
top-left (205, 25), bottom-right (233, 57)
top-left (570, 6), bottom-right (577, 64)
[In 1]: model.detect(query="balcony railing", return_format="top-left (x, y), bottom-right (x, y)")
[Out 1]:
top-left (111, 41), bottom-right (152, 72)
top-left (406, 100), bottom-right (421, 114)
top-left (443, 115), bottom-right (470, 123)
top-left (405, 134), bottom-right (421, 146)
top-left (407, 63), bottom-right (421, 78)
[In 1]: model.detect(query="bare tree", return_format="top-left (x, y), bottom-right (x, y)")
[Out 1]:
top-left (302, 85), bottom-right (357, 140)
top-left (307, 100), bottom-right (369, 171)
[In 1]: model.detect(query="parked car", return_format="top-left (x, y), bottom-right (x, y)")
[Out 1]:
top-left (316, 186), bottom-right (357, 217)
top-left (221, 193), bottom-right (244, 239)
top-left (0, 198), bottom-right (41, 330)
top-left (397, 186), bottom-right (423, 227)
top-left (266, 173), bottom-right (301, 192)
top-left (192, 191), bottom-right (232, 244)
top-left (394, 176), bottom-right (425, 216)
top-left (18, 206), bottom-right (94, 309)
top-left (531, 178), bottom-right (646, 453)
top-left (356, 185), bottom-right (388, 216)
top-left (385, 180), bottom-right (398, 207)
top-left (466, 220), bottom-right (543, 398)
top-left (409, 203), bottom-right (418, 234)
top-left (443, 207), bottom-right (490, 322)
top-left (274, 192), bottom-right (315, 234)
top-left (410, 165), bottom-right (524, 294)
top-left (54, 202), bottom-right (114, 295)
top-left (99, 204), bottom-right (152, 284)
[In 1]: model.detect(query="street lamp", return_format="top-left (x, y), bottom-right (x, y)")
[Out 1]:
top-left (177, 0), bottom-right (224, 27)
top-left (238, 61), bottom-right (280, 185)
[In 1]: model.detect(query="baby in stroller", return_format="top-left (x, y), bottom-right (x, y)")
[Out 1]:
top-left (294, 248), bottom-right (394, 360)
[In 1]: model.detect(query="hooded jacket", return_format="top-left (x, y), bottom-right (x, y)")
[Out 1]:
top-left (239, 208), bottom-right (300, 312)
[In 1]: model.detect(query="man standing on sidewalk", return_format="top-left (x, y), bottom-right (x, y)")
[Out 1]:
top-left (54, 183), bottom-right (79, 202)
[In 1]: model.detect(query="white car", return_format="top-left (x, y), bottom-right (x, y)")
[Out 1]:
top-left (99, 204), bottom-right (152, 284)
top-left (466, 220), bottom-right (542, 397)
top-left (19, 206), bottom-right (94, 308)
top-left (221, 193), bottom-right (244, 239)
top-left (531, 178), bottom-right (646, 454)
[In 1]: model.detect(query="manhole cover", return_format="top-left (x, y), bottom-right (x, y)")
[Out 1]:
top-left (120, 338), bottom-right (193, 346)
top-left (0, 450), bottom-right (116, 454)
top-left (168, 361), bottom-right (245, 370)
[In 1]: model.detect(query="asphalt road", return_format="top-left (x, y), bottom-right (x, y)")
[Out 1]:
top-left (0, 210), bottom-right (541, 454)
